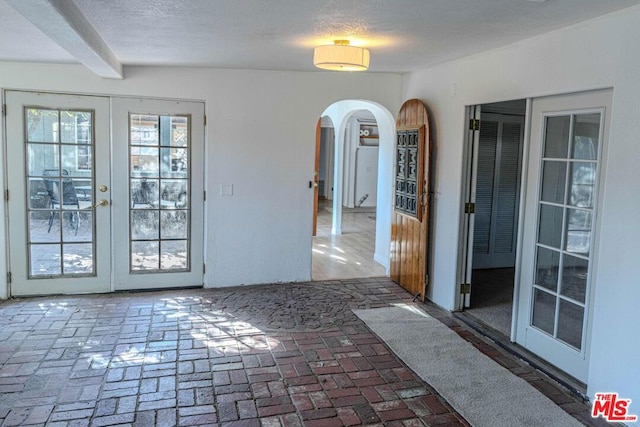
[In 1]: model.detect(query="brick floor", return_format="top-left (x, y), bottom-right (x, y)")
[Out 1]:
top-left (0, 278), bottom-right (601, 426)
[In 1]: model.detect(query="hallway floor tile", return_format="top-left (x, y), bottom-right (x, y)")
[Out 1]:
top-left (0, 279), bottom-right (603, 426)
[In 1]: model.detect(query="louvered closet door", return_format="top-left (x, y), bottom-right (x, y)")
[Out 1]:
top-left (472, 113), bottom-right (524, 269)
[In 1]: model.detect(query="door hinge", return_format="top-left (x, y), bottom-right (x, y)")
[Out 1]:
top-left (204, 115), bottom-right (207, 126)
top-left (203, 190), bottom-right (207, 201)
top-left (4, 189), bottom-right (9, 201)
top-left (464, 202), bottom-right (475, 214)
top-left (460, 283), bottom-right (470, 294)
top-left (469, 119), bottom-right (480, 131)
top-left (7, 272), bottom-right (11, 284)
top-left (203, 263), bottom-right (206, 274)
top-left (1, 104), bottom-right (6, 116)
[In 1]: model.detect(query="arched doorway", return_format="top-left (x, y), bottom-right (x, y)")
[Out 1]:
top-left (311, 100), bottom-right (396, 280)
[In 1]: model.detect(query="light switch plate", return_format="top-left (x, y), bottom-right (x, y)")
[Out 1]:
top-left (220, 184), bottom-right (233, 196)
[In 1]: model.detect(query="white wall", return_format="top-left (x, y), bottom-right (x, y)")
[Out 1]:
top-left (342, 119), bottom-right (358, 208)
top-left (402, 5), bottom-right (640, 404)
top-left (0, 63), bottom-right (402, 298)
top-left (355, 147), bottom-right (379, 207)
top-left (342, 116), bottom-right (379, 209)
top-left (318, 128), bottom-right (328, 196)
top-left (322, 127), bottom-right (335, 200)
top-left (341, 117), bottom-right (379, 209)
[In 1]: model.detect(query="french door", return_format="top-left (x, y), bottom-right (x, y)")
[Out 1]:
top-left (6, 91), bottom-right (111, 295)
top-left (5, 91), bottom-right (204, 295)
top-left (111, 97), bottom-right (204, 290)
top-left (515, 89), bottom-right (611, 382)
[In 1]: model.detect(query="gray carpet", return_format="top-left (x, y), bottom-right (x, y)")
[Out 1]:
top-left (465, 302), bottom-right (512, 336)
top-left (353, 305), bottom-right (583, 427)
top-left (467, 268), bottom-right (515, 336)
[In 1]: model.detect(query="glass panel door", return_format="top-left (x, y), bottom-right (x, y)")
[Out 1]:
top-left (112, 98), bottom-right (204, 290)
top-left (6, 91), bottom-right (111, 295)
top-left (515, 90), bottom-right (611, 382)
top-left (531, 112), bottom-right (600, 351)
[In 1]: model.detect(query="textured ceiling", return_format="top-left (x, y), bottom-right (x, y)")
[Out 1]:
top-left (2, 0), bottom-right (640, 75)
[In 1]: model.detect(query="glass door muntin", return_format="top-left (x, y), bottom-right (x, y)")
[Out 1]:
top-left (24, 106), bottom-right (99, 279)
top-left (128, 112), bottom-right (192, 274)
top-left (528, 108), bottom-right (604, 356)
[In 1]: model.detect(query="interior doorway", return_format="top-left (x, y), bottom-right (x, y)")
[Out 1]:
top-left (312, 111), bottom-right (385, 280)
top-left (461, 91), bottom-right (610, 383)
top-left (311, 101), bottom-right (396, 281)
top-left (462, 99), bottom-right (526, 336)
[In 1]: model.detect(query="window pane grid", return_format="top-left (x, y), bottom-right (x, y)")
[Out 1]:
top-left (534, 243), bottom-right (589, 262)
top-left (532, 285), bottom-right (587, 308)
top-left (531, 112), bottom-right (602, 352)
top-left (24, 107), bottom-right (96, 278)
top-left (129, 113), bottom-right (191, 273)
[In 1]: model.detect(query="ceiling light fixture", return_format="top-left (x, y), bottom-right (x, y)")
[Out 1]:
top-left (313, 40), bottom-right (370, 72)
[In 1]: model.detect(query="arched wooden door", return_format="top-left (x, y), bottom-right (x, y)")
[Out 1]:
top-left (390, 99), bottom-right (432, 301)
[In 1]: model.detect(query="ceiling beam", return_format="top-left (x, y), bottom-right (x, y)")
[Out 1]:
top-left (6, 0), bottom-right (123, 79)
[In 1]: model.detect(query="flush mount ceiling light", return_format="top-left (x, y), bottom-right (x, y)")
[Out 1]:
top-left (313, 40), bottom-right (370, 71)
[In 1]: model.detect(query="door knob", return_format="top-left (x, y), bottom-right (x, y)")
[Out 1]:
top-left (93, 199), bottom-right (109, 208)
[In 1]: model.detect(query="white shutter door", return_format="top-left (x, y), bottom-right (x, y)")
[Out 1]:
top-left (473, 119), bottom-right (498, 254)
top-left (473, 114), bottom-right (524, 269)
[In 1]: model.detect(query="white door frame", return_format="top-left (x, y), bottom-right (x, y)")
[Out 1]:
top-left (511, 98), bottom-right (533, 341)
top-left (458, 99), bottom-right (532, 342)
top-left (459, 105), bottom-right (482, 309)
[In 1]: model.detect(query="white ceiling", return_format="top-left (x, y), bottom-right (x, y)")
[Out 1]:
top-left (1, 0), bottom-right (639, 78)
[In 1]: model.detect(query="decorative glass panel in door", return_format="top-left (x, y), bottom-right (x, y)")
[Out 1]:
top-left (112, 98), bottom-right (204, 290)
top-left (515, 89), bottom-right (611, 382)
top-left (5, 91), bottom-right (111, 295)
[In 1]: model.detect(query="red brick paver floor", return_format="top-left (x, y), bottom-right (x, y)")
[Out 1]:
top-left (0, 278), bottom-right (601, 426)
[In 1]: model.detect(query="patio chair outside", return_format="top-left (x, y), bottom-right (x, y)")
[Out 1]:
top-left (42, 169), bottom-right (81, 234)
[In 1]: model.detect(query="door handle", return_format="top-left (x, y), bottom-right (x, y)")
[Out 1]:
top-left (93, 199), bottom-right (109, 208)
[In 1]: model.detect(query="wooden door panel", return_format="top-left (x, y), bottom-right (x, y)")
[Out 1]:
top-left (390, 99), bottom-right (432, 300)
top-left (400, 216), bottom-right (410, 284)
top-left (390, 220), bottom-right (400, 282)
